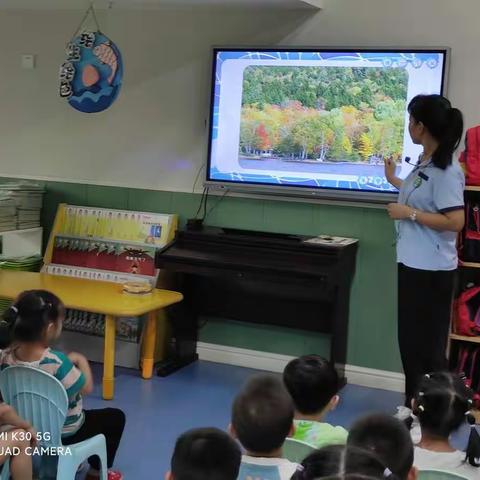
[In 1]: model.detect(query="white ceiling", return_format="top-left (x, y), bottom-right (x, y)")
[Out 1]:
top-left (0, 0), bottom-right (322, 10)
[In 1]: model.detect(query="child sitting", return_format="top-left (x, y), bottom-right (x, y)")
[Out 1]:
top-left (230, 373), bottom-right (297, 480)
top-left (0, 402), bottom-right (36, 480)
top-left (348, 413), bottom-right (417, 480)
top-left (283, 355), bottom-right (347, 448)
top-left (0, 290), bottom-right (126, 480)
top-left (290, 444), bottom-right (391, 479)
top-left (410, 372), bottom-right (480, 479)
top-left (165, 427), bottom-right (241, 480)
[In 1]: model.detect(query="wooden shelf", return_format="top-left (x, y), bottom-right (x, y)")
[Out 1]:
top-left (459, 261), bottom-right (480, 269)
top-left (473, 410), bottom-right (480, 425)
top-left (450, 333), bottom-right (480, 344)
top-left (452, 191), bottom-right (480, 387)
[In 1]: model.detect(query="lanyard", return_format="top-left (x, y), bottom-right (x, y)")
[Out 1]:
top-left (403, 161), bottom-right (432, 206)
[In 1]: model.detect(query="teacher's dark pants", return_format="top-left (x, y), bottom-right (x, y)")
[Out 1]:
top-left (398, 263), bottom-right (455, 406)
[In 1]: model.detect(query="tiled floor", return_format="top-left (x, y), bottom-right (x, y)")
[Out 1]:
top-left (85, 361), bottom-right (470, 479)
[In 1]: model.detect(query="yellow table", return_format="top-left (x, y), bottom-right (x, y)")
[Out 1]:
top-left (0, 271), bottom-right (183, 400)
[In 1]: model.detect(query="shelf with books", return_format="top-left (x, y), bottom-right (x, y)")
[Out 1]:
top-left (43, 204), bottom-right (178, 286)
top-left (450, 186), bottom-right (480, 400)
top-left (64, 310), bottom-right (142, 344)
top-left (42, 203), bottom-right (178, 368)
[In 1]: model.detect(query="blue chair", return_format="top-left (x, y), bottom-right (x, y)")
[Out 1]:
top-left (238, 462), bottom-right (282, 480)
top-left (418, 470), bottom-right (469, 480)
top-left (0, 365), bottom-right (107, 480)
top-left (0, 459), bottom-right (9, 480)
top-left (283, 437), bottom-right (315, 463)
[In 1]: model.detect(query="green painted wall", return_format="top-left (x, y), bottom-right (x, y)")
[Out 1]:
top-left (14, 179), bottom-right (400, 372)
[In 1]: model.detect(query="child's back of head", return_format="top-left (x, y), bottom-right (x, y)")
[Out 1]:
top-left (412, 371), bottom-right (471, 437)
top-left (411, 371), bottom-right (480, 467)
top-left (0, 290), bottom-right (63, 348)
top-left (168, 427), bottom-right (241, 480)
top-left (232, 373), bottom-right (294, 455)
top-left (323, 477), bottom-right (385, 480)
top-left (348, 413), bottom-right (415, 480)
top-left (290, 445), bottom-right (389, 479)
top-left (283, 355), bottom-right (340, 415)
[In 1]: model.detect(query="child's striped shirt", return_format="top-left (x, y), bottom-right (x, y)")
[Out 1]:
top-left (0, 347), bottom-right (85, 436)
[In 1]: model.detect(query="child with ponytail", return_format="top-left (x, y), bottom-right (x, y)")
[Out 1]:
top-left (410, 372), bottom-right (480, 478)
top-left (0, 290), bottom-right (125, 480)
top-left (290, 444), bottom-right (397, 480)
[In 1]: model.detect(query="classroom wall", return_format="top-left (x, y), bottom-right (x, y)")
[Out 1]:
top-left (35, 180), bottom-right (396, 370)
top-left (0, 8), bottom-right (308, 190)
top-left (2, 0), bottom-right (479, 373)
top-left (3, 0), bottom-right (480, 191)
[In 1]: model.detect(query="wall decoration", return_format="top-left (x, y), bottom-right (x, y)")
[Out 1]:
top-left (59, 5), bottom-right (123, 113)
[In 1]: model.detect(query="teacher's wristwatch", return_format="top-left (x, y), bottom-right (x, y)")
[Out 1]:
top-left (409, 209), bottom-right (417, 222)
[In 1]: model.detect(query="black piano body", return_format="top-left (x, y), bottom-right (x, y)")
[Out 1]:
top-left (155, 226), bottom-right (358, 378)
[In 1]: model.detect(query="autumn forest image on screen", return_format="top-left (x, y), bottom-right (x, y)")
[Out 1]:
top-left (239, 66), bottom-right (408, 167)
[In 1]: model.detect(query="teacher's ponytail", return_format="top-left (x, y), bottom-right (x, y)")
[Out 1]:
top-left (408, 95), bottom-right (464, 170)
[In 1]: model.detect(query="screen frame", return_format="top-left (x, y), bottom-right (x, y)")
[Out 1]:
top-left (204, 46), bottom-right (451, 205)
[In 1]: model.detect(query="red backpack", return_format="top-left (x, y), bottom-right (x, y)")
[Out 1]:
top-left (460, 126), bottom-right (480, 185)
top-left (456, 345), bottom-right (480, 408)
top-left (455, 285), bottom-right (480, 336)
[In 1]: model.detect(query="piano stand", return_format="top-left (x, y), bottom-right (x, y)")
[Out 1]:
top-left (156, 297), bottom-right (199, 377)
top-left (155, 227), bottom-right (358, 379)
top-left (157, 354), bottom-right (199, 377)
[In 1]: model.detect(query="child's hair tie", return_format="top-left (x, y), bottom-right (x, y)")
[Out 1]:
top-left (296, 465), bottom-right (305, 472)
top-left (383, 467), bottom-right (393, 477)
top-left (466, 411), bottom-right (476, 426)
top-left (0, 305), bottom-right (19, 327)
top-left (418, 405), bottom-right (425, 412)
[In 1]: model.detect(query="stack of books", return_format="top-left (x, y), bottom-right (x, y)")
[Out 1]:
top-left (0, 255), bottom-right (43, 272)
top-left (0, 254), bottom-right (43, 315)
top-left (0, 197), bottom-right (17, 232)
top-left (0, 182), bottom-right (44, 230)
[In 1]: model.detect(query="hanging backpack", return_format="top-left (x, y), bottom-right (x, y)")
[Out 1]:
top-left (457, 345), bottom-right (480, 408)
top-left (460, 202), bottom-right (480, 262)
top-left (460, 126), bottom-right (480, 185)
top-left (455, 285), bottom-right (480, 336)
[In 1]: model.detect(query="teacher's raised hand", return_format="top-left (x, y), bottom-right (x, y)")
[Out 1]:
top-left (384, 157), bottom-right (397, 179)
top-left (384, 157), bottom-right (403, 190)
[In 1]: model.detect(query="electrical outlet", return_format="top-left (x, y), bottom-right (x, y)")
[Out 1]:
top-left (21, 54), bottom-right (35, 70)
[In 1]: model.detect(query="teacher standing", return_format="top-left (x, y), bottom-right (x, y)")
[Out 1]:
top-left (385, 94), bottom-right (465, 407)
